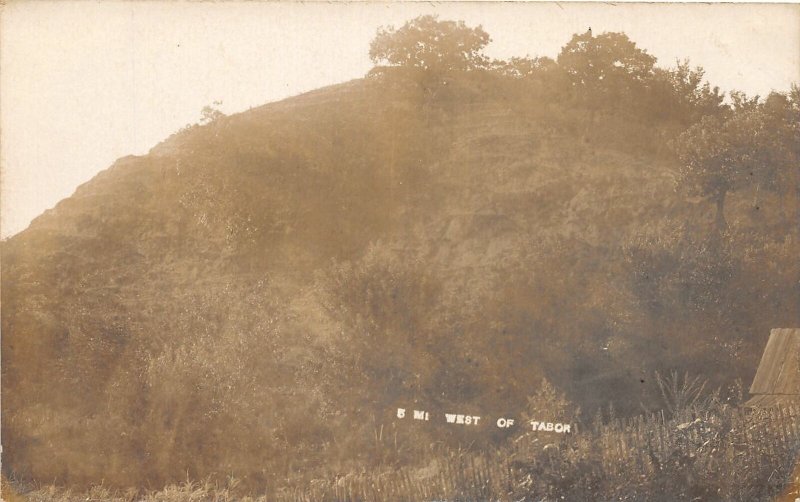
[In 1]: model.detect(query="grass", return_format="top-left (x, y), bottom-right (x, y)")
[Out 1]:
top-left (8, 401), bottom-right (799, 501)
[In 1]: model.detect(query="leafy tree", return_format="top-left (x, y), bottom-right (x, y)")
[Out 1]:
top-left (763, 90), bottom-right (800, 229)
top-left (729, 90), bottom-right (761, 112)
top-left (200, 100), bottom-right (225, 125)
top-left (674, 115), bottom-right (737, 232)
top-left (557, 31), bottom-right (656, 99)
top-left (675, 94), bottom-right (799, 233)
top-left (650, 61), bottom-right (725, 124)
top-left (556, 30), bottom-right (656, 139)
top-left (369, 15), bottom-right (490, 73)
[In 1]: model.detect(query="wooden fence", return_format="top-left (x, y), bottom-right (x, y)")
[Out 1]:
top-left (268, 404), bottom-right (800, 502)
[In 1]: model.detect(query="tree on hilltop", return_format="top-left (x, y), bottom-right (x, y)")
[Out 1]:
top-left (650, 61), bottom-right (725, 125)
top-left (558, 30), bottom-right (656, 90)
top-left (369, 15), bottom-right (490, 73)
top-left (556, 30), bottom-right (657, 137)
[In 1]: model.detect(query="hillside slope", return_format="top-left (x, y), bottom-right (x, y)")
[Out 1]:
top-left (2, 70), bottom-right (797, 487)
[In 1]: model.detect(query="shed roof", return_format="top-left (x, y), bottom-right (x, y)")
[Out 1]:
top-left (744, 393), bottom-right (800, 408)
top-left (745, 328), bottom-right (800, 407)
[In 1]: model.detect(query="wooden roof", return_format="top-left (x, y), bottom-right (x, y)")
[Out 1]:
top-left (745, 393), bottom-right (800, 408)
top-left (745, 328), bottom-right (800, 406)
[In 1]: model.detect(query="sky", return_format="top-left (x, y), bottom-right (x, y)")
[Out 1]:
top-left (2, 1), bottom-right (799, 239)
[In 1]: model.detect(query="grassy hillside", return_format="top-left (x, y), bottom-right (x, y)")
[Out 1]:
top-left (2, 58), bottom-right (798, 491)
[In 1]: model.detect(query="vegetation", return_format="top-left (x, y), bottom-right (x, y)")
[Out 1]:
top-left (2, 15), bottom-right (798, 499)
top-left (674, 90), bottom-right (799, 233)
top-left (557, 30), bottom-right (656, 132)
top-left (369, 15), bottom-right (490, 72)
top-left (10, 400), bottom-right (800, 501)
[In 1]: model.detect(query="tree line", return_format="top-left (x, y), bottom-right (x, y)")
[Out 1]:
top-left (370, 15), bottom-right (800, 236)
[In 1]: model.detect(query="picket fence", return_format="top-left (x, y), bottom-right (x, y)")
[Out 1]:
top-left (267, 404), bottom-right (800, 502)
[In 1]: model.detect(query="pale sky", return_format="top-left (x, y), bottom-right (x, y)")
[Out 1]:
top-left (2, 1), bottom-right (798, 239)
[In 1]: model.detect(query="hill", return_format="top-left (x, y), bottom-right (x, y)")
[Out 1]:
top-left (2, 59), bottom-right (798, 488)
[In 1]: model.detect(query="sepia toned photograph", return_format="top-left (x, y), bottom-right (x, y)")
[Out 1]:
top-left (1, 1), bottom-right (799, 500)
